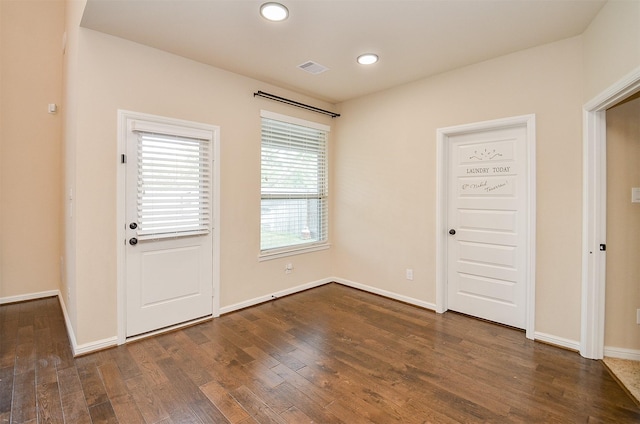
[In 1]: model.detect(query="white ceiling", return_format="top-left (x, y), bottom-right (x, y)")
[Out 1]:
top-left (81, 0), bottom-right (606, 104)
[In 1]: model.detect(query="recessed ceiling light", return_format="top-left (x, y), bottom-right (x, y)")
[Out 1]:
top-left (357, 53), bottom-right (379, 65)
top-left (260, 2), bottom-right (289, 22)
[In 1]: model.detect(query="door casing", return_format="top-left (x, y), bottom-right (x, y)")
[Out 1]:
top-left (581, 67), bottom-right (640, 359)
top-left (436, 114), bottom-right (536, 340)
top-left (116, 109), bottom-right (221, 345)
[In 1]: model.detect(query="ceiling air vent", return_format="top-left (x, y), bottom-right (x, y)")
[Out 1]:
top-left (298, 61), bottom-right (329, 75)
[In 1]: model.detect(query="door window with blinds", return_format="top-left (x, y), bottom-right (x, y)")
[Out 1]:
top-left (260, 111), bottom-right (329, 255)
top-left (129, 120), bottom-right (212, 240)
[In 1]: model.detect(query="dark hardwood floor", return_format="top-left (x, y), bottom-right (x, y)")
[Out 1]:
top-left (1, 283), bottom-right (639, 423)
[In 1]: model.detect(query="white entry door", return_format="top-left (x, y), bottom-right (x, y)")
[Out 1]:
top-left (445, 120), bottom-right (532, 329)
top-left (123, 113), bottom-right (216, 337)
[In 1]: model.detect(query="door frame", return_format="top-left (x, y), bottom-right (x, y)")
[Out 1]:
top-left (435, 114), bottom-right (536, 339)
top-left (581, 67), bottom-right (640, 359)
top-left (116, 110), bottom-right (221, 345)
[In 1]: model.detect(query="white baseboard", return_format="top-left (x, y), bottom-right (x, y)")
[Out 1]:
top-left (333, 277), bottom-right (437, 311)
top-left (0, 290), bottom-right (59, 304)
top-left (56, 292), bottom-right (79, 355)
top-left (534, 331), bottom-right (580, 352)
top-left (74, 336), bottom-right (119, 356)
top-left (58, 293), bottom-right (117, 356)
top-left (604, 346), bottom-right (640, 361)
top-left (219, 277), bottom-right (333, 315)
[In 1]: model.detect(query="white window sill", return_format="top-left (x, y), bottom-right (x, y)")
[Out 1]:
top-left (258, 243), bottom-right (331, 262)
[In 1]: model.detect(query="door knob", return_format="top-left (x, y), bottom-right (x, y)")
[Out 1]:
top-left (449, 229), bottom-right (456, 235)
top-left (129, 237), bottom-right (138, 246)
top-left (129, 222), bottom-right (138, 230)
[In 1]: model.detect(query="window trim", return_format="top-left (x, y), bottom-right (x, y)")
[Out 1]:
top-left (259, 110), bottom-right (330, 259)
top-left (258, 243), bottom-right (331, 262)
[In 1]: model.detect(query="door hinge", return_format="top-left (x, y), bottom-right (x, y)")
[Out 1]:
top-left (599, 243), bottom-right (606, 251)
top-left (121, 154), bottom-right (127, 164)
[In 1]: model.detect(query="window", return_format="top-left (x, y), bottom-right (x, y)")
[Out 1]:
top-left (260, 111), bottom-right (329, 255)
top-left (130, 120), bottom-right (212, 240)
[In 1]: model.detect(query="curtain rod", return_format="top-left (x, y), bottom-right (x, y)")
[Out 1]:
top-left (253, 91), bottom-right (340, 118)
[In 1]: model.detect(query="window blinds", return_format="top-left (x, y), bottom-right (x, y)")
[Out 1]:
top-left (136, 132), bottom-right (211, 239)
top-left (261, 116), bottom-right (328, 252)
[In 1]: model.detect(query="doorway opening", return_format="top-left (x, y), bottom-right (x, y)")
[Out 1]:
top-left (581, 68), bottom-right (640, 360)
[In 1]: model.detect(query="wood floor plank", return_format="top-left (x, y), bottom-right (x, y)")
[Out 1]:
top-left (2, 284), bottom-right (640, 423)
top-left (108, 393), bottom-right (146, 424)
top-left (0, 331), bottom-right (17, 368)
top-left (12, 369), bottom-right (37, 423)
top-left (270, 363), bottom-right (335, 407)
top-left (189, 398), bottom-right (232, 424)
top-left (55, 367), bottom-right (82, 396)
top-left (231, 385), bottom-right (285, 424)
top-left (198, 343), bottom-right (254, 391)
top-left (157, 331), bottom-right (215, 387)
top-left (154, 354), bottom-right (229, 422)
top-left (153, 381), bottom-right (206, 423)
top-left (75, 359), bottom-right (109, 407)
top-left (240, 378), bottom-right (294, 415)
top-left (182, 324), bottom-right (212, 345)
top-left (278, 405), bottom-right (314, 423)
top-left (109, 345), bottom-right (141, 380)
top-left (36, 378), bottom-right (64, 424)
top-left (88, 401), bottom-right (119, 424)
top-left (58, 370), bottom-right (92, 424)
top-left (240, 359), bottom-right (286, 389)
top-left (0, 366), bottom-right (13, 416)
top-left (200, 379), bottom-right (250, 423)
top-left (14, 333), bottom-right (36, 375)
top-left (242, 345), bottom-right (281, 369)
top-left (98, 359), bottom-right (130, 399)
top-left (125, 338), bottom-right (170, 387)
top-left (271, 381), bottom-right (341, 423)
top-left (125, 374), bottom-right (171, 423)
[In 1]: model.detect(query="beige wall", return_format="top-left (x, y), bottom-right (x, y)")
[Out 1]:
top-left (605, 95), bottom-right (640, 350)
top-left (0, 0), bottom-right (64, 299)
top-left (583, 0), bottom-right (640, 101)
top-left (333, 37), bottom-right (585, 342)
top-left (64, 26), bottom-right (334, 345)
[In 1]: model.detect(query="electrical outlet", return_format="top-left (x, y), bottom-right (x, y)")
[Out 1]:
top-left (406, 268), bottom-right (414, 281)
top-left (285, 263), bottom-right (294, 274)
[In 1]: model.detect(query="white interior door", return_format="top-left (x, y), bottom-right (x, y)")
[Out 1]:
top-left (446, 124), bottom-right (530, 329)
top-left (124, 115), bottom-right (215, 337)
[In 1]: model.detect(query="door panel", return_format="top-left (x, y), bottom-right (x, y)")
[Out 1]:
top-left (127, 236), bottom-right (212, 336)
top-left (457, 274), bottom-right (516, 303)
top-left (447, 126), bottom-right (528, 328)
top-left (124, 115), bottom-right (214, 338)
top-left (140, 245), bottom-right (202, 306)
